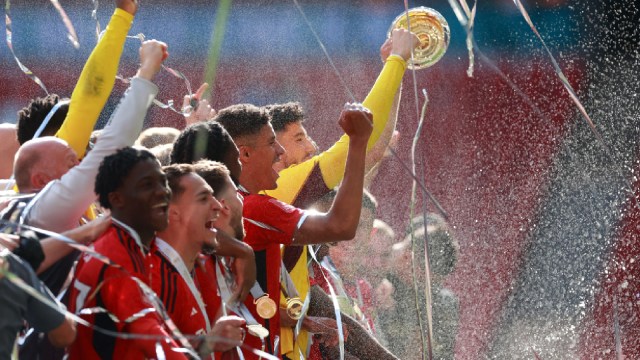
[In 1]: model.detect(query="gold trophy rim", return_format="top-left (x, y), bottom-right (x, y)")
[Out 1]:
top-left (286, 297), bottom-right (304, 320)
top-left (387, 6), bottom-right (450, 70)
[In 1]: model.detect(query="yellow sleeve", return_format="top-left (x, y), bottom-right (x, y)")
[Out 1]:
top-left (264, 55), bottom-right (406, 202)
top-left (280, 250), bottom-right (310, 358)
top-left (318, 54), bottom-right (406, 189)
top-left (55, 8), bottom-right (134, 158)
top-left (265, 159), bottom-right (317, 205)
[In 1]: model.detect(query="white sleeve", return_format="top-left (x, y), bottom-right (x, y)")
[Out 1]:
top-left (26, 77), bottom-right (158, 233)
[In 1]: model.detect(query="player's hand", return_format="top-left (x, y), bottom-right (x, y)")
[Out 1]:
top-left (183, 83), bottom-right (217, 125)
top-left (137, 40), bottom-right (169, 81)
top-left (339, 103), bottom-right (373, 143)
top-left (68, 215), bottom-right (112, 245)
top-left (115, 0), bottom-right (138, 16)
top-left (389, 28), bottom-right (420, 61)
top-left (200, 315), bottom-right (246, 354)
top-left (380, 37), bottom-right (393, 63)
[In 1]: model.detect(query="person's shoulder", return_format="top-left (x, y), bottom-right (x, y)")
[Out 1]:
top-left (245, 193), bottom-right (296, 212)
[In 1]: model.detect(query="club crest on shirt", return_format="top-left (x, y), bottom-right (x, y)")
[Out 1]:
top-left (191, 307), bottom-right (198, 316)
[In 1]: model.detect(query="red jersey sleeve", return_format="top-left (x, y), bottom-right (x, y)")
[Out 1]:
top-left (242, 194), bottom-right (306, 249)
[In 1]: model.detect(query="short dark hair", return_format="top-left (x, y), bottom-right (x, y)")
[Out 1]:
top-left (170, 122), bottom-right (235, 165)
top-left (17, 94), bottom-right (69, 145)
top-left (95, 147), bottom-right (157, 209)
top-left (214, 104), bottom-right (271, 140)
top-left (264, 102), bottom-right (305, 133)
top-left (162, 163), bottom-right (196, 201)
top-left (193, 160), bottom-right (230, 196)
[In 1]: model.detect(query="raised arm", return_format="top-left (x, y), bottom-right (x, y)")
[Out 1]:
top-left (266, 29), bottom-right (418, 204)
top-left (318, 29), bottom-right (418, 188)
top-left (26, 40), bottom-right (166, 234)
top-left (55, 0), bottom-right (138, 159)
top-left (292, 105), bottom-right (372, 245)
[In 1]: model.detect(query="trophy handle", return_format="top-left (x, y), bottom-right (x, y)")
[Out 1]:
top-left (388, 7), bottom-right (450, 69)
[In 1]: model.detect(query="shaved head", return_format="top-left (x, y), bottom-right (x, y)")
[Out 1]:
top-left (14, 137), bottom-right (78, 193)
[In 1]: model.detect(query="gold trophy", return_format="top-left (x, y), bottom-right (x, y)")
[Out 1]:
top-left (388, 7), bottom-right (450, 69)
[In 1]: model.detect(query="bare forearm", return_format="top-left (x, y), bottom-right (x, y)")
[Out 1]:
top-left (326, 138), bottom-right (368, 239)
top-left (37, 223), bottom-right (100, 273)
top-left (308, 286), bottom-right (398, 360)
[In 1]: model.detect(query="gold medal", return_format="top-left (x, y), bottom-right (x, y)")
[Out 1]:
top-left (285, 297), bottom-right (304, 320)
top-left (254, 295), bottom-right (277, 319)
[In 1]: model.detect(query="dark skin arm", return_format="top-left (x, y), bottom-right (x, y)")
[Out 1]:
top-left (214, 230), bottom-right (256, 302)
top-left (292, 104), bottom-right (373, 245)
top-left (308, 285), bottom-right (399, 360)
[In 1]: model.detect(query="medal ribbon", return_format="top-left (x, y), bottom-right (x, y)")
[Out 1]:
top-left (156, 238), bottom-right (211, 333)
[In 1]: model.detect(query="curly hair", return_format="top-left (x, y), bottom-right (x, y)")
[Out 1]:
top-left (264, 102), bottom-right (305, 133)
top-left (95, 147), bottom-right (157, 209)
top-left (193, 160), bottom-right (231, 195)
top-left (214, 103), bottom-right (271, 141)
top-left (17, 94), bottom-right (69, 145)
top-left (170, 122), bottom-right (235, 165)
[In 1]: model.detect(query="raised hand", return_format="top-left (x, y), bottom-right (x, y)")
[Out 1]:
top-left (115, 0), bottom-right (138, 16)
top-left (380, 37), bottom-right (393, 63)
top-left (339, 103), bottom-right (373, 143)
top-left (67, 215), bottom-right (112, 245)
top-left (389, 28), bottom-right (420, 61)
top-left (137, 40), bottom-right (169, 81)
top-left (183, 83), bottom-right (217, 125)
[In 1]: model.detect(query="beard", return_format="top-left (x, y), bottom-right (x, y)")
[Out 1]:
top-left (233, 222), bottom-right (245, 241)
top-left (231, 213), bottom-right (245, 240)
top-left (201, 243), bottom-right (217, 255)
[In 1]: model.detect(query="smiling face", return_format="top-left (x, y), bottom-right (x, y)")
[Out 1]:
top-left (274, 121), bottom-right (316, 172)
top-left (240, 123), bottom-right (285, 192)
top-left (111, 158), bottom-right (171, 242)
top-left (171, 173), bottom-right (222, 255)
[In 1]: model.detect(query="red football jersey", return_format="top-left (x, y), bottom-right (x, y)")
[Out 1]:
top-left (240, 190), bottom-right (305, 358)
top-left (67, 223), bottom-right (187, 360)
top-left (150, 240), bottom-right (211, 337)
